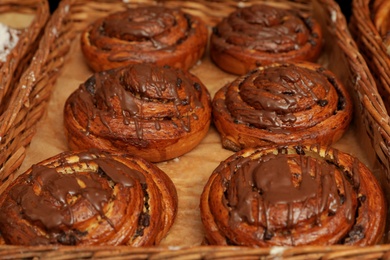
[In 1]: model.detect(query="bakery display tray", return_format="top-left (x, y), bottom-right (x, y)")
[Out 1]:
top-left (1, 0), bottom-right (390, 258)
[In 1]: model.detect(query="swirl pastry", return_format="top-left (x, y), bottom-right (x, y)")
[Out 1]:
top-left (212, 61), bottom-right (353, 151)
top-left (80, 6), bottom-right (208, 72)
top-left (210, 4), bottom-right (323, 75)
top-left (0, 149), bottom-right (178, 246)
top-left (200, 144), bottom-right (386, 246)
top-left (64, 63), bottom-right (212, 162)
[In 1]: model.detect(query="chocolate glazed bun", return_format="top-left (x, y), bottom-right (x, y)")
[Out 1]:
top-left (80, 6), bottom-right (208, 72)
top-left (212, 61), bottom-right (353, 151)
top-left (0, 149), bottom-right (178, 246)
top-left (210, 4), bottom-right (323, 75)
top-left (64, 63), bottom-right (212, 162)
top-left (200, 144), bottom-right (386, 246)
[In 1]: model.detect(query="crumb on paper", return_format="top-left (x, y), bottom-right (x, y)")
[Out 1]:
top-left (0, 23), bottom-right (19, 63)
top-left (173, 157), bottom-right (180, 162)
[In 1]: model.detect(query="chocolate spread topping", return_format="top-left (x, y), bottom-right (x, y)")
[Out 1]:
top-left (6, 152), bottom-right (145, 231)
top-left (213, 4), bottom-right (319, 53)
top-left (224, 150), bottom-right (354, 232)
top-left (69, 64), bottom-right (204, 139)
top-left (224, 64), bottom-right (337, 131)
top-left (89, 6), bottom-right (195, 60)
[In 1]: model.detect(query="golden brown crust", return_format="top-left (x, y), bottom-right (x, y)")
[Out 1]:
top-left (210, 4), bottom-right (323, 75)
top-left (0, 149), bottom-right (178, 246)
top-left (212, 61), bottom-right (353, 151)
top-left (200, 144), bottom-right (386, 246)
top-left (80, 6), bottom-right (208, 72)
top-left (64, 63), bottom-right (212, 162)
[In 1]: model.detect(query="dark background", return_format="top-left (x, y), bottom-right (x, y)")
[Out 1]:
top-left (47, 0), bottom-right (352, 20)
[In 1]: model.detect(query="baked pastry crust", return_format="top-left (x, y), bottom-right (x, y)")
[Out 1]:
top-left (212, 61), bottom-right (353, 151)
top-left (210, 4), bottom-right (323, 75)
top-left (64, 63), bottom-right (212, 162)
top-left (80, 6), bottom-right (208, 72)
top-left (0, 149), bottom-right (178, 246)
top-left (200, 144), bottom-right (386, 246)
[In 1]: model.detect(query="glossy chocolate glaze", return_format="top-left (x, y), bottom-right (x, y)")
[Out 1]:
top-left (213, 4), bottom-right (319, 53)
top-left (88, 6), bottom-right (194, 61)
top-left (223, 151), bottom-right (353, 231)
top-left (69, 64), bottom-right (204, 139)
top-left (200, 145), bottom-right (386, 246)
top-left (222, 64), bottom-right (340, 131)
top-left (0, 151), bottom-right (146, 243)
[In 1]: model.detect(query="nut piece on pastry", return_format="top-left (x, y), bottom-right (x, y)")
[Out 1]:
top-left (0, 149), bottom-right (178, 246)
top-left (210, 4), bottom-right (323, 75)
top-left (200, 144), bottom-right (386, 246)
top-left (64, 63), bottom-right (212, 162)
top-left (80, 6), bottom-right (208, 72)
top-left (212, 61), bottom-right (353, 151)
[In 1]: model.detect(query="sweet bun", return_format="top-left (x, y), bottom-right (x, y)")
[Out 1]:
top-left (80, 6), bottom-right (208, 72)
top-left (64, 63), bottom-right (212, 162)
top-left (210, 4), bottom-right (323, 75)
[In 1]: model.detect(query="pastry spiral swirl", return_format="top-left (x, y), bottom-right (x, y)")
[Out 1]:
top-left (0, 149), bottom-right (178, 246)
top-left (212, 62), bottom-right (353, 151)
top-left (81, 6), bottom-right (208, 72)
top-left (64, 63), bottom-right (212, 162)
top-left (200, 144), bottom-right (386, 246)
top-left (210, 4), bottom-right (323, 75)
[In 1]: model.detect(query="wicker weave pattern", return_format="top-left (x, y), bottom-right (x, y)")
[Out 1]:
top-left (350, 0), bottom-right (390, 204)
top-left (0, 0), bottom-right (388, 258)
top-left (0, 0), bottom-right (49, 182)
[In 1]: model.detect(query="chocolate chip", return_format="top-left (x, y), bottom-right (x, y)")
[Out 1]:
top-left (84, 76), bottom-right (96, 94)
top-left (294, 145), bottom-right (305, 155)
top-left (345, 225), bottom-right (365, 243)
top-left (339, 194), bottom-right (345, 204)
top-left (358, 195), bottom-right (367, 203)
top-left (312, 32), bottom-right (319, 38)
top-left (308, 39), bottom-right (317, 46)
top-left (181, 99), bottom-right (189, 105)
top-left (316, 67), bottom-right (326, 73)
top-left (264, 230), bottom-right (274, 240)
top-left (139, 213), bottom-right (150, 228)
top-left (176, 78), bottom-right (182, 88)
top-left (212, 26), bottom-right (220, 36)
top-left (282, 91), bottom-right (294, 96)
top-left (304, 17), bottom-right (313, 28)
top-left (193, 82), bottom-right (201, 91)
top-left (317, 100), bottom-right (328, 107)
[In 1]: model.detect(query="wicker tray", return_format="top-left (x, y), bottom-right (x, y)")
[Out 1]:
top-left (349, 0), bottom-right (390, 218)
top-left (1, 0), bottom-right (390, 258)
top-left (0, 0), bottom-right (49, 182)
